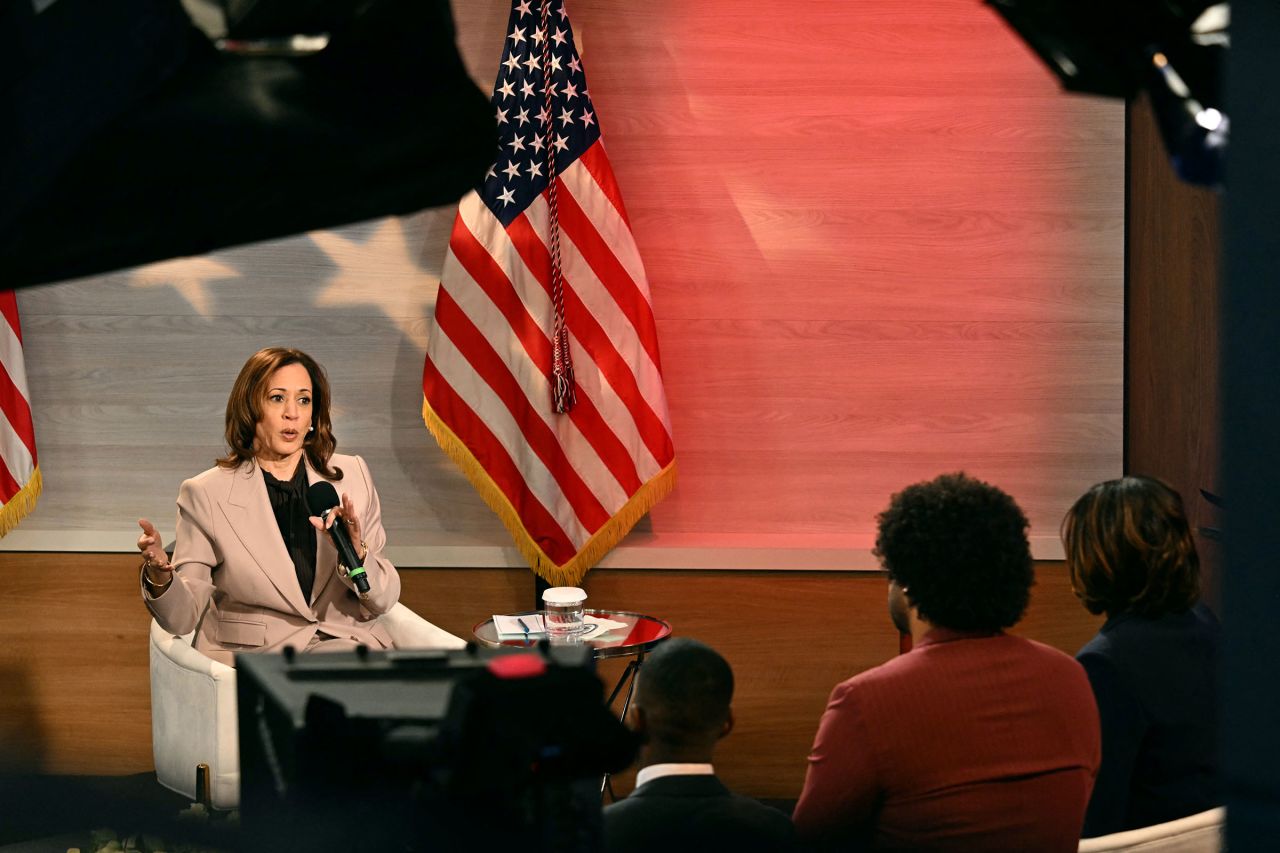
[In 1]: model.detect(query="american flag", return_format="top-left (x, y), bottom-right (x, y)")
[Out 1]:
top-left (423, 0), bottom-right (676, 585)
top-left (0, 290), bottom-right (40, 536)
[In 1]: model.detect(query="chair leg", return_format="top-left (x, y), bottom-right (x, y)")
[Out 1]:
top-left (195, 763), bottom-right (212, 809)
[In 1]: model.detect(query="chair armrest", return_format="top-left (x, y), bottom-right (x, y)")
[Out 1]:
top-left (149, 620), bottom-right (240, 809)
top-left (377, 602), bottom-right (466, 650)
top-left (1078, 806), bottom-right (1225, 852)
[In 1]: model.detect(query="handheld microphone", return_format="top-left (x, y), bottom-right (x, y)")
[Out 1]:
top-left (305, 481), bottom-right (370, 600)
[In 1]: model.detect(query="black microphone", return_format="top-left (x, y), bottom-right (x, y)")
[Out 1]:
top-left (305, 481), bottom-right (370, 600)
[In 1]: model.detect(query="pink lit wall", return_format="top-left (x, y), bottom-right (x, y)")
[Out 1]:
top-left (462, 0), bottom-right (1124, 564)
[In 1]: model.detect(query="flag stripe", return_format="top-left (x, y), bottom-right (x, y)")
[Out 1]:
top-left (423, 341), bottom-right (580, 565)
top-left (0, 362), bottom-right (36, 462)
top-left (523, 190), bottom-right (669, 427)
top-left (0, 290), bottom-right (39, 533)
top-left (563, 151), bottom-right (651, 305)
top-left (0, 454), bottom-right (22, 505)
top-left (578, 141), bottom-right (632, 229)
top-left (0, 304), bottom-right (33, 407)
top-left (554, 174), bottom-right (664, 369)
top-left (462, 194), bottom-right (556, 339)
top-left (428, 303), bottom-right (578, 540)
top-left (554, 223), bottom-right (673, 440)
top-left (555, 377), bottom-right (644, 496)
top-left (0, 292), bottom-right (22, 344)
top-left (0, 401), bottom-right (35, 486)
top-left (447, 212), bottom-right (553, 374)
top-left (455, 200), bottom-right (657, 491)
top-left (434, 287), bottom-right (613, 534)
top-left (506, 213), bottom-right (674, 467)
top-left (437, 249), bottom-right (631, 513)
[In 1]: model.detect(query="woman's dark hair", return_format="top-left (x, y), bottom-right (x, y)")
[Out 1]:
top-left (874, 472), bottom-right (1034, 632)
top-left (217, 347), bottom-right (342, 480)
top-left (1061, 475), bottom-right (1199, 618)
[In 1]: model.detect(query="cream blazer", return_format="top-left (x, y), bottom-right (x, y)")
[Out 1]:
top-left (143, 453), bottom-right (400, 666)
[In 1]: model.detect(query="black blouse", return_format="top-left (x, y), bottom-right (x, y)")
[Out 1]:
top-left (262, 460), bottom-right (317, 604)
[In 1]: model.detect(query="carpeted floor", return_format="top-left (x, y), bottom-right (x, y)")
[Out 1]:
top-left (0, 774), bottom-right (231, 851)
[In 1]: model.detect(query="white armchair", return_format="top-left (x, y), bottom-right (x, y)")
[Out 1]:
top-left (149, 619), bottom-right (239, 810)
top-left (377, 603), bottom-right (468, 652)
top-left (1078, 807), bottom-right (1226, 853)
top-left (149, 603), bottom-right (466, 809)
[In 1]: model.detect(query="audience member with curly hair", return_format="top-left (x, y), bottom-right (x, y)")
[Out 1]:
top-left (793, 472), bottom-right (1101, 851)
top-left (1063, 476), bottom-right (1220, 837)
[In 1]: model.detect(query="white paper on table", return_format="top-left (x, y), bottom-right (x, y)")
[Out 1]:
top-left (494, 613), bottom-right (628, 639)
top-left (493, 613), bottom-right (545, 637)
top-left (584, 614), bottom-right (628, 636)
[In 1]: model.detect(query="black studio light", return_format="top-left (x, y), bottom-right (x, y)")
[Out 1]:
top-left (986, 0), bottom-right (1229, 185)
top-left (0, 0), bottom-right (496, 288)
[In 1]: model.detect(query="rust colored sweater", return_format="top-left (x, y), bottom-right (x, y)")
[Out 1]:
top-left (794, 628), bottom-right (1101, 851)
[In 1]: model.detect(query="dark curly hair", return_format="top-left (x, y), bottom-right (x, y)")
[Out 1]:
top-left (874, 472), bottom-right (1034, 631)
top-left (1061, 475), bottom-right (1199, 618)
top-left (216, 347), bottom-right (342, 480)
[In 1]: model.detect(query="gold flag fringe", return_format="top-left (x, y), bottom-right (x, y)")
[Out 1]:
top-left (424, 399), bottom-right (676, 586)
top-left (0, 465), bottom-right (42, 538)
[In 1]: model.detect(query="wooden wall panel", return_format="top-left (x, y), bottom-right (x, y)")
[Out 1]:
top-left (1125, 95), bottom-right (1223, 596)
top-left (0, 554), bottom-right (1101, 799)
top-left (572, 0), bottom-right (1124, 558)
top-left (0, 554), bottom-right (154, 776)
top-left (2, 0), bottom-right (1122, 568)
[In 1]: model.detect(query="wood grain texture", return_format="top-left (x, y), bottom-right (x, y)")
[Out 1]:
top-left (5, 0), bottom-right (1122, 567)
top-left (0, 553), bottom-right (154, 776)
top-left (0, 553), bottom-right (1101, 799)
top-left (1125, 95), bottom-right (1223, 599)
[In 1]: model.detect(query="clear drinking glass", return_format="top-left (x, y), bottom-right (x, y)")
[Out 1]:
top-left (542, 586), bottom-right (587, 640)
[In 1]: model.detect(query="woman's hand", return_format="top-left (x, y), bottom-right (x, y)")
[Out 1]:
top-left (137, 518), bottom-right (174, 588)
top-left (309, 492), bottom-right (367, 563)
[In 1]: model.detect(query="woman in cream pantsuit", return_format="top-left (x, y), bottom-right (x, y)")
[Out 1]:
top-left (137, 347), bottom-right (402, 667)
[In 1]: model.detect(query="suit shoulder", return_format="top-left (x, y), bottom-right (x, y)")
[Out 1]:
top-left (601, 795), bottom-right (651, 835)
top-left (724, 791), bottom-right (795, 828)
top-left (603, 796), bottom-right (641, 817)
top-left (328, 453), bottom-right (369, 479)
top-left (1077, 628), bottom-right (1114, 663)
top-left (1194, 601), bottom-right (1221, 629)
top-left (180, 464), bottom-right (238, 493)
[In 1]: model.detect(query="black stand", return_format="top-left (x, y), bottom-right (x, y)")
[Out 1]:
top-left (599, 647), bottom-right (650, 802)
top-left (534, 573), bottom-right (551, 611)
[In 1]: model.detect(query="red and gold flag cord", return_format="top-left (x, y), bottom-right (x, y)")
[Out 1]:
top-left (541, 0), bottom-right (575, 414)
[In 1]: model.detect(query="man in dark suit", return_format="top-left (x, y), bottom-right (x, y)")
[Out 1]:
top-left (603, 638), bottom-right (794, 853)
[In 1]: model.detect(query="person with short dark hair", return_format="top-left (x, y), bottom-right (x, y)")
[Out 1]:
top-left (603, 638), bottom-right (794, 853)
top-left (1063, 475), bottom-right (1220, 837)
top-left (793, 472), bottom-right (1101, 851)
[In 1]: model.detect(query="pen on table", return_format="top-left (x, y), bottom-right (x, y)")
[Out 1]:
top-left (517, 617), bottom-right (531, 637)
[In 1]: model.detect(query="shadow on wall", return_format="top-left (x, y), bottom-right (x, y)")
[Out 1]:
top-left (0, 665), bottom-right (48, 774)
top-left (15, 206), bottom-right (498, 552)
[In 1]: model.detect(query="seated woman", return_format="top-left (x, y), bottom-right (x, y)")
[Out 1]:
top-left (138, 346), bottom-right (409, 666)
top-left (1062, 475), bottom-right (1220, 837)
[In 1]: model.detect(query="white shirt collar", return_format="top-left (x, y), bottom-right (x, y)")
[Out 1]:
top-left (635, 762), bottom-right (716, 789)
